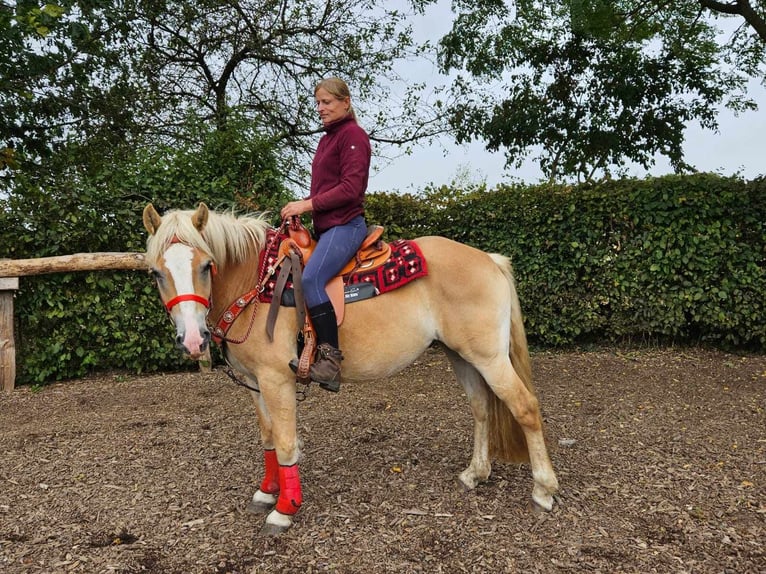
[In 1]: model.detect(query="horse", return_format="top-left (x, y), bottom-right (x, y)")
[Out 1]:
top-left (142, 202), bottom-right (559, 535)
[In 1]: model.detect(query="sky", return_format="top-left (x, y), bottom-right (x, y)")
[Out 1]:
top-left (365, 1), bottom-right (766, 194)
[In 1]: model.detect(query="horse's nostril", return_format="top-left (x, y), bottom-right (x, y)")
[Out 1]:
top-left (200, 330), bottom-right (211, 351)
top-left (175, 334), bottom-right (184, 345)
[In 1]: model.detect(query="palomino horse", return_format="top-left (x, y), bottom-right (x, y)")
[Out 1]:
top-left (142, 202), bottom-right (559, 535)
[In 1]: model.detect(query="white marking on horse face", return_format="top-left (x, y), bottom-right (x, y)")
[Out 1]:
top-left (162, 243), bottom-right (208, 357)
top-left (163, 243), bottom-right (196, 297)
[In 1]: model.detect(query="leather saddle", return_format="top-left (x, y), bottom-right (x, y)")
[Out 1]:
top-left (266, 217), bottom-right (390, 383)
top-left (274, 216), bottom-right (390, 326)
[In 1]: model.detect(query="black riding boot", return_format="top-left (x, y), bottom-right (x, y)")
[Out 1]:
top-left (308, 302), bottom-right (343, 392)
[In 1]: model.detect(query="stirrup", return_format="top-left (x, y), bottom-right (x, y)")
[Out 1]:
top-left (289, 356), bottom-right (340, 392)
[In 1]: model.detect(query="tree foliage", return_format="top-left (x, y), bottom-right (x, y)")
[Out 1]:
top-left (435, 0), bottom-right (765, 182)
top-left (0, 0), bottom-right (146, 176)
top-left (2, 1), bottom-right (449, 194)
top-left (129, 0), bottom-right (447, 184)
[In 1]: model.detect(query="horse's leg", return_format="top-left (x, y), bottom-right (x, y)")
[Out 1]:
top-left (246, 390), bottom-right (280, 514)
top-left (477, 358), bottom-right (559, 510)
top-left (444, 349), bottom-right (492, 489)
top-left (256, 370), bottom-right (303, 536)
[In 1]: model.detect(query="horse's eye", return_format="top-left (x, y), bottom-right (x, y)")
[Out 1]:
top-left (148, 268), bottom-right (162, 282)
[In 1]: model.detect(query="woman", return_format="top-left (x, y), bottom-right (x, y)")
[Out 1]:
top-left (280, 77), bottom-right (371, 392)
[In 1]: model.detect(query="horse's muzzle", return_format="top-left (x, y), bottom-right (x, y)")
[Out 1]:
top-left (176, 327), bottom-right (211, 359)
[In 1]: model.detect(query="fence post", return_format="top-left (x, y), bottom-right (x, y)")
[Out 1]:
top-left (0, 276), bottom-right (19, 393)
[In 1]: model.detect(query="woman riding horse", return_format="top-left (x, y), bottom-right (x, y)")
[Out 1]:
top-left (143, 202), bottom-right (559, 535)
top-left (280, 77), bottom-right (371, 392)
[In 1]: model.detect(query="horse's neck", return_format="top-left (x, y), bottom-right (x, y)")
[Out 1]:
top-left (211, 255), bottom-right (263, 316)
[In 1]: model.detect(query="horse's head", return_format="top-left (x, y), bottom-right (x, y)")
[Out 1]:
top-left (143, 202), bottom-right (215, 359)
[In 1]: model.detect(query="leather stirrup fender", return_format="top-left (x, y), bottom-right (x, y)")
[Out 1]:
top-left (266, 249), bottom-right (306, 342)
top-left (266, 255), bottom-right (293, 342)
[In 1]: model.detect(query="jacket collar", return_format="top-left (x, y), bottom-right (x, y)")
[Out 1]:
top-left (322, 114), bottom-right (355, 133)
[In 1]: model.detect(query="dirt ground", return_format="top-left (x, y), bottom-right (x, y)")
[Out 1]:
top-left (1, 346), bottom-right (764, 573)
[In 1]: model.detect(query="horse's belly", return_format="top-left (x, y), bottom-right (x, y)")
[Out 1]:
top-left (339, 286), bottom-right (435, 381)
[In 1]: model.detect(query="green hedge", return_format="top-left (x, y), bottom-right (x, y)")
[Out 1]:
top-left (3, 172), bottom-right (763, 385)
top-left (367, 174), bottom-right (765, 349)
top-left (2, 118), bottom-right (286, 385)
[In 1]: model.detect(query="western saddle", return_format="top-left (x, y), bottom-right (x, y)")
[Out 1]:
top-left (267, 217), bottom-right (390, 383)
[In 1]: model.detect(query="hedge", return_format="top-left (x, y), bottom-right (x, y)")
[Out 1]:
top-left (3, 173), bottom-right (763, 385)
top-left (366, 174), bottom-right (765, 349)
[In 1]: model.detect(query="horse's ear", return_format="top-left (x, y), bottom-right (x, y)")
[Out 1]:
top-left (192, 202), bottom-right (209, 232)
top-left (143, 203), bottom-right (162, 235)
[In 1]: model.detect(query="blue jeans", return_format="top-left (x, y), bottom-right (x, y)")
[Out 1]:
top-left (303, 216), bottom-right (367, 308)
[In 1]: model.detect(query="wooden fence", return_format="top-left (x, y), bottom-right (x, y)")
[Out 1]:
top-left (0, 253), bottom-right (147, 392)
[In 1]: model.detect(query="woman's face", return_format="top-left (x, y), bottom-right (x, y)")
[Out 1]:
top-left (315, 87), bottom-right (349, 126)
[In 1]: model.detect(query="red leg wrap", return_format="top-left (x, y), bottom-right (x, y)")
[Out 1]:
top-left (259, 449), bottom-right (280, 495)
top-left (275, 464), bottom-right (303, 515)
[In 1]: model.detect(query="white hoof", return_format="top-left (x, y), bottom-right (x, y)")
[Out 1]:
top-left (246, 490), bottom-right (277, 514)
top-left (532, 483), bottom-right (554, 511)
top-left (260, 509), bottom-right (293, 537)
top-left (459, 469), bottom-right (479, 490)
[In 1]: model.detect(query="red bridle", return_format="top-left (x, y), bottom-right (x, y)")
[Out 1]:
top-left (164, 293), bottom-right (211, 311)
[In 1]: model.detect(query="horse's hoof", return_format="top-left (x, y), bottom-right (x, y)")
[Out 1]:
top-left (532, 484), bottom-right (555, 511)
top-left (260, 522), bottom-right (290, 537)
top-left (247, 499), bottom-right (275, 514)
top-left (458, 471), bottom-right (479, 491)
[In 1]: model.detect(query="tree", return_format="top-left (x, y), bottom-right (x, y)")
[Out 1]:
top-left (124, 0), bottom-right (448, 185)
top-left (2, 1), bottom-right (449, 192)
top-left (0, 1), bottom-right (146, 180)
top-left (435, 0), bottom-right (765, 182)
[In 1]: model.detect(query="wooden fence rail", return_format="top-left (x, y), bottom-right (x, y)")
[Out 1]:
top-left (0, 252), bottom-right (147, 278)
top-left (1, 253), bottom-right (148, 393)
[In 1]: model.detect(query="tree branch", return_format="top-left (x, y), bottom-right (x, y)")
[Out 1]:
top-left (699, 0), bottom-right (741, 15)
top-left (699, 0), bottom-right (766, 42)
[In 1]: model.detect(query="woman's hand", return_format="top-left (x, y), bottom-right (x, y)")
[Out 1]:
top-left (280, 199), bottom-right (312, 220)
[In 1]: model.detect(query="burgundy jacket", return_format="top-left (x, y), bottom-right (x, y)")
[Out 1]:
top-left (310, 115), bottom-right (371, 234)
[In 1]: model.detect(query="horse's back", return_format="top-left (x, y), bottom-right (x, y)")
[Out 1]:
top-left (411, 235), bottom-right (513, 316)
top-left (340, 235), bottom-right (513, 380)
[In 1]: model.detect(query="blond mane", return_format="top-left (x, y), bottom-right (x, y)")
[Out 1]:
top-left (145, 208), bottom-right (271, 268)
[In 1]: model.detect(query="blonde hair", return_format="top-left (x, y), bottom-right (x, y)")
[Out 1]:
top-left (315, 77), bottom-right (356, 120)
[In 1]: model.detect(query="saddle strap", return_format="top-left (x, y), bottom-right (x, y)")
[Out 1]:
top-left (266, 254), bottom-right (292, 342)
top-left (266, 249), bottom-right (307, 342)
top-left (284, 249), bottom-right (313, 382)
top-left (296, 321), bottom-right (315, 384)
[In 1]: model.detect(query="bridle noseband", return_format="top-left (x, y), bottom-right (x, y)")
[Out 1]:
top-left (164, 293), bottom-right (211, 312)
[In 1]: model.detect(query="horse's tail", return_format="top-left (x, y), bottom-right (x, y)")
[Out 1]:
top-left (487, 253), bottom-right (533, 463)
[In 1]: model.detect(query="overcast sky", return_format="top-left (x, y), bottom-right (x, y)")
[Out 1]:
top-left (365, 1), bottom-right (766, 193)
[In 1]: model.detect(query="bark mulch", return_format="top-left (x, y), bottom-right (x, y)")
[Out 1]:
top-left (1, 347), bottom-right (764, 573)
